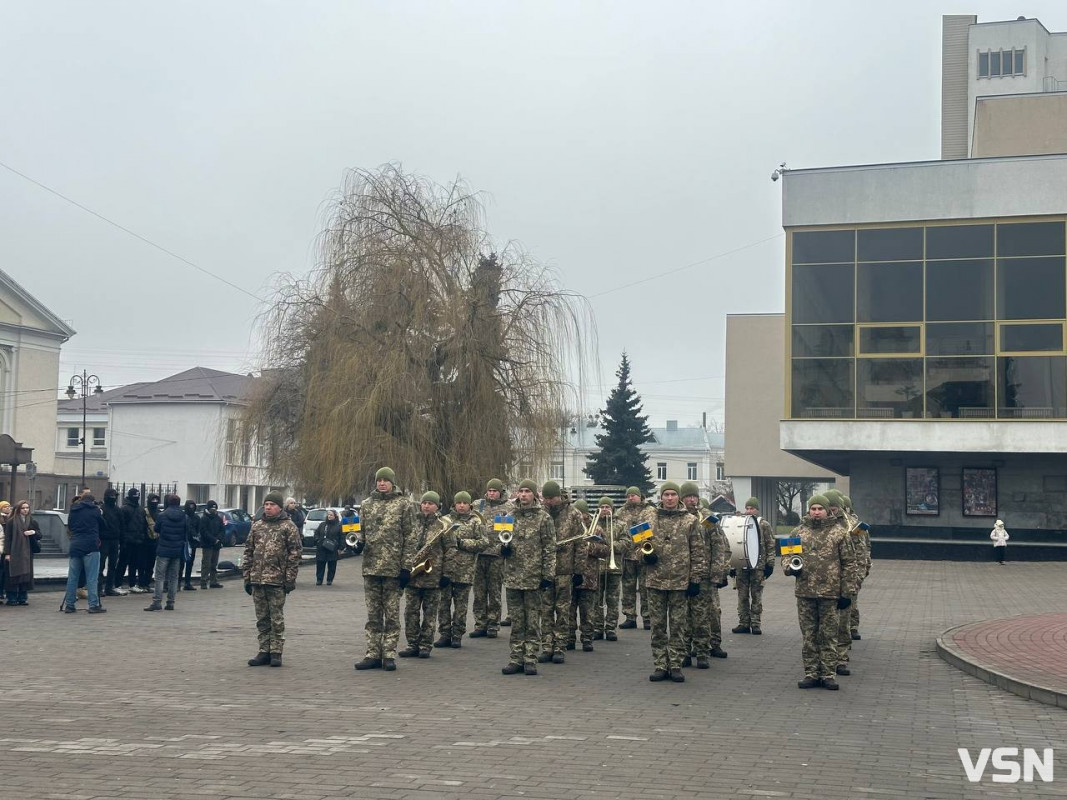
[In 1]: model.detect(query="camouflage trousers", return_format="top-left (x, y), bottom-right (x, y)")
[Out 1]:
top-left (472, 555), bottom-right (503, 632)
top-left (252, 585), bottom-right (287, 654)
top-left (576, 587), bottom-right (598, 644)
top-left (505, 587), bottom-right (541, 666)
top-left (850, 593), bottom-right (861, 634)
top-left (364, 575), bottom-right (403, 660)
top-left (685, 579), bottom-right (713, 657)
top-left (540, 581), bottom-right (574, 654)
top-left (797, 597), bottom-right (841, 680)
top-left (647, 588), bottom-right (688, 670)
top-left (593, 572), bottom-right (622, 634)
top-left (437, 581), bottom-right (472, 640)
top-left (404, 585), bottom-right (441, 653)
top-left (735, 569), bottom-right (766, 627)
top-left (709, 585), bottom-right (722, 648)
top-left (621, 560), bottom-right (648, 623)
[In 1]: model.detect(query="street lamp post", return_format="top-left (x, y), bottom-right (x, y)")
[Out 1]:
top-left (66, 371), bottom-right (104, 491)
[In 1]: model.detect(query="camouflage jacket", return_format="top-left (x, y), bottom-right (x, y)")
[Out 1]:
top-left (447, 511), bottom-right (490, 584)
top-left (643, 505), bottom-right (709, 591)
top-left (844, 509), bottom-right (872, 572)
top-left (358, 488), bottom-right (417, 578)
top-left (546, 500), bottom-right (587, 577)
top-left (596, 515), bottom-right (625, 575)
top-left (686, 508), bottom-right (730, 584)
top-left (578, 535), bottom-right (611, 591)
top-left (407, 511), bottom-right (458, 589)
top-left (503, 499), bottom-right (556, 591)
top-left (616, 501), bottom-right (655, 562)
top-left (785, 515), bottom-right (859, 599)
top-left (242, 511), bottom-right (302, 589)
top-left (476, 496), bottom-right (514, 558)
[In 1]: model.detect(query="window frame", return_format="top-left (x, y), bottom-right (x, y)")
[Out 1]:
top-left (656, 462), bottom-right (667, 481)
top-left (92, 427), bottom-right (106, 447)
top-left (857, 324), bottom-right (924, 357)
top-left (686, 462), bottom-right (697, 481)
top-left (997, 322), bottom-right (1067, 356)
top-left (977, 47), bottom-right (1026, 79)
top-left (66, 427), bottom-right (80, 447)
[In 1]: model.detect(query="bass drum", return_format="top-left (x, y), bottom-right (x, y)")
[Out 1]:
top-left (720, 514), bottom-right (761, 571)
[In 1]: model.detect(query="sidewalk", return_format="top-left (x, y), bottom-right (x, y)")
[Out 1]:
top-left (936, 612), bottom-right (1067, 708)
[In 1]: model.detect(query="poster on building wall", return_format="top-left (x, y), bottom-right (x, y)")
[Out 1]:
top-left (905, 467), bottom-right (940, 516)
top-left (962, 468), bottom-right (998, 517)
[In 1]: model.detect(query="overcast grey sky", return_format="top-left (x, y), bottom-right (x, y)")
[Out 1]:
top-left (2, 1), bottom-right (1063, 426)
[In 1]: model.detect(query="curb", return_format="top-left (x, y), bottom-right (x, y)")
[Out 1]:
top-left (936, 621), bottom-right (1067, 710)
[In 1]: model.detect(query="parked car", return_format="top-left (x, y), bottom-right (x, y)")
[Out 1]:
top-left (301, 506), bottom-right (347, 547)
top-left (219, 508), bottom-right (253, 547)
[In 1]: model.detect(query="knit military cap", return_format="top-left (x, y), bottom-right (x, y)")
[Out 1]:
top-left (541, 480), bottom-right (562, 499)
top-left (745, 497), bottom-right (760, 510)
top-left (824, 489), bottom-right (844, 509)
top-left (518, 479), bottom-right (538, 493)
top-left (486, 478), bottom-right (505, 492)
top-left (679, 481), bottom-right (699, 499)
top-left (421, 491), bottom-right (441, 506)
top-left (454, 491), bottom-right (472, 504)
top-left (699, 497), bottom-right (709, 508)
top-left (375, 467), bottom-right (396, 483)
top-left (808, 494), bottom-right (830, 510)
top-left (625, 486), bottom-right (642, 497)
top-left (264, 491), bottom-right (285, 507)
top-left (841, 495), bottom-right (853, 510)
top-left (660, 481), bottom-right (680, 495)
top-left (574, 499), bottom-right (590, 513)
top-left (598, 496), bottom-right (614, 508)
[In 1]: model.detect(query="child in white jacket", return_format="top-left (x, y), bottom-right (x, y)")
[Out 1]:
top-left (990, 520), bottom-right (1009, 564)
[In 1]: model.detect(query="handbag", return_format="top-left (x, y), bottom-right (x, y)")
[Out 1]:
top-left (320, 536), bottom-right (338, 552)
top-left (30, 534), bottom-right (41, 554)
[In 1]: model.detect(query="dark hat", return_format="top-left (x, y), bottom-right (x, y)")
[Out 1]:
top-left (518, 479), bottom-right (538, 493)
top-left (679, 481), bottom-right (699, 499)
top-left (206, 500), bottom-right (218, 510)
top-left (375, 467), bottom-right (396, 483)
top-left (454, 491), bottom-right (472, 504)
top-left (421, 491), bottom-right (441, 506)
top-left (127, 487), bottom-right (140, 499)
top-left (541, 481), bottom-right (562, 499)
top-left (660, 481), bottom-right (680, 495)
top-left (625, 486), bottom-right (642, 497)
top-left (264, 491), bottom-right (285, 507)
top-left (808, 494), bottom-right (830, 510)
top-left (486, 479), bottom-right (505, 491)
top-left (744, 497), bottom-right (760, 510)
top-left (574, 499), bottom-right (590, 513)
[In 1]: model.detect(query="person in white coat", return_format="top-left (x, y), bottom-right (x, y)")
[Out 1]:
top-left (990, 520), bottom-right (1009, 564)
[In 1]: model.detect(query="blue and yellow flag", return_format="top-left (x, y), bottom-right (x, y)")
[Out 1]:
top-left (780, 536), bottom-right (802, 555)
top-left (342, 515), bottom-right (361, 534)
top-left (494, 514), bottom-right (515, 532)
top-left (630, 521), bottom-right (653, 543)
top-left (701, 513), bottom-right (719, 529)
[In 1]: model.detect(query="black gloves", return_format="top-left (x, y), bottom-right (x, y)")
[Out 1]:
top-left (244, 581), bottom-right (252, 596)
top-left (439, 576), bottom-right (451, 588)
top-left (716, 579), bottom-right (729, 588)
top-left (571, 574), bottom-right (583, 588)
top-left (642, 552), bottom-right (658, 566)
top-left (539, 578), bottom-right (553, 590)
top-left (398, 569), bottom-right (411, 589)
top-left (500, 543), bottom-right (514, 558)
top-left (836, 596), bottom-right (852, 610)
top-left (763, 564), bottom-right (774, 579)
top-left (685, 582), bottom-right (700, 597)
top-left (284, 585), bottom-right (293, 595)
top-left (353, 540), bottom-right (365, 555)
top-left (729, 568), bottom-right (736, 578)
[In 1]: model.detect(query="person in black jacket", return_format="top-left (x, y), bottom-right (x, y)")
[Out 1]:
top-left (99, 488), bottom-right (126, 596)
top-left (118, 488), bottom-right (150, 593)
top-left (180, 500), bottom-right (199, 592)
top-left (198, 501), bottom-right (225, 589)
top-left (144, 494), bottom-right (187, 611)
top-left (62, 496), bottom-right (106, 613)
top-left (145, 493), bottom-right (161, 591)
top-left (314, 510), bottom-right (343, 585)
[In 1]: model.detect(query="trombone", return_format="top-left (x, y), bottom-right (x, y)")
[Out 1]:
top-left (556, 507), bottom-right (604, 547)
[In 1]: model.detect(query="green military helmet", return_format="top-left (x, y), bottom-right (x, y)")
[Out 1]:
top-left (678, 481), bottom-right (699, 499)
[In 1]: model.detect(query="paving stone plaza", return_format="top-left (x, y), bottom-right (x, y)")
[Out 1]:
top-left (1, 558), bottom-right (1064, 800)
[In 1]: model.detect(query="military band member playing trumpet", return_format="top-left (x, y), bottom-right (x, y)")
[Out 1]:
top-left (539, 481), bottom-right (586, 664)
top-left (471, 479), bottom-right (511, 639)
top-left (399, 492), bottom-right (457, 659)
top-left (435, 491), bottom-right (490, 648)
top-left (732, 497), bottom-right (776, 636)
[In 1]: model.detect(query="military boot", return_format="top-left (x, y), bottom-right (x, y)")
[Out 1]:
top-left (382, 658), bottom-right (397, 671)
top-left (582, 642), bottom-right (594, 652)
top-left (469, 629), bottom-right (488, 638)
top-left (649, 669), bottom-right (668, 682)
top-left (643, 619), bottom-right (651, 630)
top-left (797, 677), bottom-right (821, 689)
top-left (606, 631), bottom-right (618, 641)
top-left (501, 662), bottom-right (522, 675)
top-left (851, 631), bottom-right (862, 640)
top-left (433, 635), bottom-right (451, 648)
top-left (836, 665), bottom-right (851, 676)
top-left (537, 652), bottom-right (552, 663)
top-left (681, 655), bottom-right (692, 667)
top-left (270, 653), bottom-right (282, 667)
top-left (731, 624), bottom-right (750, 634)
top-left (710, 645), bottom-right (728, 658)
top-left (450, 638), bottom-right (462, 648)
top-left (500, 617), bottom-right (512, 626)
top-left (398, 646), bottom-right (419, 658)
top-left (696, 656), bottom-right (710, 669)
top-left (751, 626), bottom-right (762, 635)
top-left (354, 657), bottom-right (382, 670)
top-left (669, 668), bottom-right (685, 683)
top-left (248, 652), bottom-right (271, 667)
top-left (551, 652), bottom-right (565, 664)
top-left (619, 618), bottom-right (637, 629)
top-left (524, 663), bottom-right (538, 676)
top-left (822, 677), bottom-right (840, 690)
top-left (593, 632), bottom-right (603, 641)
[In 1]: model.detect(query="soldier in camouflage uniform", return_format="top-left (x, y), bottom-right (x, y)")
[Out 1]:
top-left (243, 491), bottom-right (302, 668)
top-left (436, 491), bottom-right (490, 647)
top-left (574, 501), bottom-right (610, 651)
top-left (400, 492), bottom-right (457, 658)
top-left (732, 497), bottom-right (776, 635)
top-left (539, 481), bottom-right (586, 664)
top-left (618, 486), bottom-right (653, 629)
top-left (470, 479), bottom-right (511, 639)
top-left (500, 479), bottom-right (556, 675)
top-left (679, 484), bottom-right (729, 668)
top-left (643, 482), bottom-right (708, 683)
top-left (593, 496), bottom-right (627, 641)
top-left (785, 494), bottom-right (858, 690)
top-left (843, 495), bottom-right (870, 640)
top-left (354, 467), bottom-right (417, 672)
top-left (824, 490), bottom-right (864, 676)
top-left (566, 499), bottom-right (592, 650)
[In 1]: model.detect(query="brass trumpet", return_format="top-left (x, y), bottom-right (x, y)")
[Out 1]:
top-left (498, 529), bottom-right (513, 545)
top-left (783, 554), bottom-right (804, 572)
top-left (639, 539), bottom-right (655, 557)
top-left (345, 532), bottom-right (361, 548)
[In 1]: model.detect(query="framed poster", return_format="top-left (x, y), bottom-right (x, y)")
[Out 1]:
top-left (962, 467), bottom-right (998, 517)
top-left (905, 467), bottom-right (940, 516)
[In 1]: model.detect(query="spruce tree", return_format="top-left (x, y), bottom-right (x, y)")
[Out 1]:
top-left (585, 353), bottom-right (654, 493)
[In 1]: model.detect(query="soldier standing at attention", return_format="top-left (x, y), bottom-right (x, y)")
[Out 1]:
top-left (435, 491), bottom-right (489, 648)
top-left (785, 494), bottom-right (858, 690)
top-left (732, 497), bottom-right (776, 636)
top-left (539, 481), bottom-right (586, 665)
top-left (243, 491), bottom-right (302, 668)
top-left (401, 492), bottom-right (456, 659)
top-left (471, 479), bottom-right (510, 639)
top-left (566, 500), bottom-right (593, 651)
top-left (617, 487), bottom-right (653, 630)
top-left (593, 496), bottom-right (627, 641)
top-left (643, 482), bottom-right (708, 683)
top-left (842, 496), bottom-right (870, 641)
top-left (574, 502), bottom-right (610, 652)
top-left (354, 467), bottom-right (416, 672)
top-left (500, 479), bottom-right (556, 675)
top-left (824, 489), bottom-right (862, 678)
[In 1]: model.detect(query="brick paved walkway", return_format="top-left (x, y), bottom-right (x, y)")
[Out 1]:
top-left (937, 613), bottom-right (1067, 708)
top-left (0, 559), bottom-right (1064, 799)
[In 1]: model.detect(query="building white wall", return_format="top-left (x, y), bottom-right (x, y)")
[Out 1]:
top-left (0, 327), bottom-right (64, 475)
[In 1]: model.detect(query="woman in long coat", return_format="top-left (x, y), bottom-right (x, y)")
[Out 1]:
top-left (314, 509), bottom-right (343, 586)
top-left (4, 500), bottom-right (41, 605)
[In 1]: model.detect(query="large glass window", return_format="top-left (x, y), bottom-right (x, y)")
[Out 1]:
top-left (792, 263), bottom-right (854, 324)
top-left (857, 358), bottom-right (923, 418)
top-left (926, 322), bottom-right (994, 356)
top-left (926, 224), bottom-right (994, 259)
top-left (792, 230), bottom-right (854, 264)
top-left (998, 357), bottom-right (1067, 418)
top-left (926, 260), bottom-right (994, 321)
top-left (857, 227), bottom-right (922, 261)
top-left (997, 222), bottom-right (1065, 257)
top-left (791, 359), bottom-right (854, 418)
top-left (997, 257), bottom-right (1066, 320)
top-left (857, 262), bottom-right (922, 322)
top-left (792, 325), bottom-right (853, 357)
top-left (925, 357), bottom-right (995, 418)
top-left (1000, 323), bottom-right (1064, 353)
top-left (859, 326), bottom-right (921, 354)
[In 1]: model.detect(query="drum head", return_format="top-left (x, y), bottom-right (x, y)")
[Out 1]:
top-left (742, 516), bottom-right (760, 569)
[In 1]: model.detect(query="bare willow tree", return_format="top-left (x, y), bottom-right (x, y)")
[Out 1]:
top-left (243, 165), bottom-right (594, 501)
